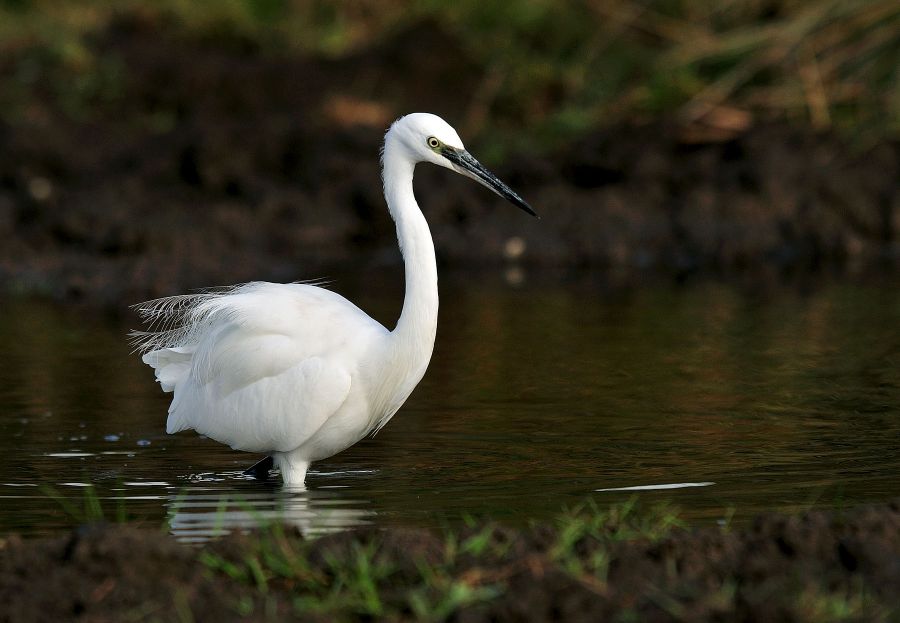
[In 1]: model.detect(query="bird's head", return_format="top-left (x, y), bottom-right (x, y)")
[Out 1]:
top-left (385, 113), bottom-right (537, 217)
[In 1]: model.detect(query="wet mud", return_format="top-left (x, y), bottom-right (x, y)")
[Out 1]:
top-left (1, 501), bottom-right (899, 622)
top-left (1, 16), bottom-right (898, 305)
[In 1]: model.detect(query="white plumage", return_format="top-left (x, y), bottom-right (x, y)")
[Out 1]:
top-left (134, 113), bottom-right (534, 485)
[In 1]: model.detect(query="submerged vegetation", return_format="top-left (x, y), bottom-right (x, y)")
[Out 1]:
top-left (1, 0), bottom-right (898, 153)
top-left (2, 496), bottom-right (899, 621)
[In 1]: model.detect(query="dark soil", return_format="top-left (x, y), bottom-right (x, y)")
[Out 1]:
top-left (2, 501), bottom-right (899, 622)
top-left (1, 15), bottom-right (899, 305)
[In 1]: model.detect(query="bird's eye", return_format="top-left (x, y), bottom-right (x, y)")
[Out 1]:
top-left (427, 137), bottom-right (440, 149)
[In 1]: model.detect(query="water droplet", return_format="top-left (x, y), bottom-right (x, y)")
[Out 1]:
top-left (104, 434), bottom-right (121, 442)
top-left (136, 439), bottom-right (151, 447)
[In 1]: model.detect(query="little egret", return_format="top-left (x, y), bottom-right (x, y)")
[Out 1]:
top-left (134, 113), bottom-right (535, 485)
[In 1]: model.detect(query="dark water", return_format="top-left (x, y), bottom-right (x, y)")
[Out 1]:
top-left (1, 271), bottom-right (899, 542)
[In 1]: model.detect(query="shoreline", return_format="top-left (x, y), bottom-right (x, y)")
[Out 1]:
top-left (2, 499), bottom-right (898, 621)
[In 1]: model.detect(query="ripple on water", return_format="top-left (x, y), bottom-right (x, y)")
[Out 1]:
top-left (595, 482), bottom-right (716, 492)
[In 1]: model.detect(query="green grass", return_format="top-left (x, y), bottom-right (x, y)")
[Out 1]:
top-left (185, 497), bottom-right (684, 619)
top-left (1, 0), bottom-right (897, 152)
top-left (41, 483), bottom-right (129, 524)
top-left (549, 498), bottom-right (684, 581)
top-left (195, 520), bottom-right (507, 619)
top-left (27, 487), bottom-right (898, 621)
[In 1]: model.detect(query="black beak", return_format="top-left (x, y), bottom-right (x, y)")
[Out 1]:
top-left (442, 148), bottom-right (538, 218)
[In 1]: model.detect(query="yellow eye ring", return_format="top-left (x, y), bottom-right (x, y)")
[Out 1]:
top-left (427, 137), bottom-right (440, 149)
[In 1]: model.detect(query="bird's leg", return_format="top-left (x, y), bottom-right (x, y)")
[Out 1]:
top-left (243, 455), bottom-right (274, 480)
top-left (274, 452), bottom-right (309, 486)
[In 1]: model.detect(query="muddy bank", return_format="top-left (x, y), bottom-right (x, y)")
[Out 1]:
top-left (1, 16), bottom-right (898, 305)
top-left (2, 501), bottom-right (899, 622)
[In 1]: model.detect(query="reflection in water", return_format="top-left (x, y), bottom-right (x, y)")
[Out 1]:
top-left (165, 478), bottom-right (374, 543)
top-left (0, 271), bottom-right (899, 537)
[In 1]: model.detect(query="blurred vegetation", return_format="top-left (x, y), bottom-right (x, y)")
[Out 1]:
top-left (194, 499), bottom-right (686, 620)
top-left (0, 0), bottom-right (898, 150)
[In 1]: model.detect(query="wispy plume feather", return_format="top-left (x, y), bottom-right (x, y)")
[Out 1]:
top-left (129, 280), bottom-right (331, 354)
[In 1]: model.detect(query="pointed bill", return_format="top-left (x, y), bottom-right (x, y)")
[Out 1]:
top-left (441, 148), bottom-right (537, 217)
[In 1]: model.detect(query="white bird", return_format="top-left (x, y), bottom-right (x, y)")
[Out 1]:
top-left (133, 113), bottom-right (535, 485)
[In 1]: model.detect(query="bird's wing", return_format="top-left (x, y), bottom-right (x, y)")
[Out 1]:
top-left (167, 332), bottom-right (354, 453)
top-left (150, 283), bottom-right (379, 453)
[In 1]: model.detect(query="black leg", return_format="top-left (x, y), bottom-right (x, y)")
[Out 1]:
top-left (243, 455), bottom-right (274, 480)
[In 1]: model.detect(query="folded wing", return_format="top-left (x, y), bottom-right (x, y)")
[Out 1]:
top-left (136, 282), bottom-right (379, 453)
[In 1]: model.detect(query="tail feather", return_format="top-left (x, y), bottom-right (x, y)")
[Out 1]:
top-left (142, 346), bottom-right (194, 392)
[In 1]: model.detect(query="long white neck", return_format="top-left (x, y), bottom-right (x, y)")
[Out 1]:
top-left (382, 139), bottom-right (439, 379)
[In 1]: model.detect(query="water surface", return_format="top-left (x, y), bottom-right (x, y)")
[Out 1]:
top-left (1, 271), bottom-right (898, 541)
